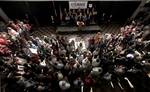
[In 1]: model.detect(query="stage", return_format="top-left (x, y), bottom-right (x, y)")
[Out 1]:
top-left (56, 25), bottom-right (101, 34)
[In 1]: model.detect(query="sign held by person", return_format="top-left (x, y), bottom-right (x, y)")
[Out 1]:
top-left (69, 1), bottom-right (87, 9)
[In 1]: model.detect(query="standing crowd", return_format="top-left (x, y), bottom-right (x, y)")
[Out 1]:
top-left (0, 19), bottom-right (150, 92)
top-left (59, 8), bottom-right (98, 26)
top-left (50, 7), bottom-right (113, 27)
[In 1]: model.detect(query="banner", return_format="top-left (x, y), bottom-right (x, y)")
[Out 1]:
top-left (69, 1), bottom-right (87, 9)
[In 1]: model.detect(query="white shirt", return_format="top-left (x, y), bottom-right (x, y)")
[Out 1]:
top-left (59, 80), bottom-right (70, 90)
top-left (8, 27), bottom-right (19, 38)
top-left (91, 67), bottom-right (102, 76)
top-left (82, 57), bottom-right (90, 68)
top-left (56, 63), bottom-right (64, 69)
top-left (40, 59), bottom-right (46, 67)
top-left (126, 54), bottom-right (134, 59)
top-left (92, 58), bottom-right (100, 67)
top-left (57, 72), bottom-right (63, 80)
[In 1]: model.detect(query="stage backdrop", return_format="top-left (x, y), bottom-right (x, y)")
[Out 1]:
top-left (69, 1), bottom-right (88, 9)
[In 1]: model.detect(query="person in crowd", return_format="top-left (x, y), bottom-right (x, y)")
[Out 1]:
top-left (107, 14), bottom-right (113, 24)
top-left (59, 76), bottom-right (71, 91)
top-left (83, 13), bottom-right (87, 25)
top-left (91, 7), bottom-right (97, 23)
top-left (65, 14), bottom-right (70, 25)
top-left (94, 32), bottom-right (102, 46)
top-left (50, 16), bottom-right (55, 26)
top-left (101, 13), bottom-right (106, 23)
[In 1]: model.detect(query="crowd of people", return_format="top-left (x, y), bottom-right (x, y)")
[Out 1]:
top-left (59, 8), bottom-right (98, 26)
top-left (50, 7), bottom-right (113, 27)
top-left (0, 19), bottom-right (150, 92)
